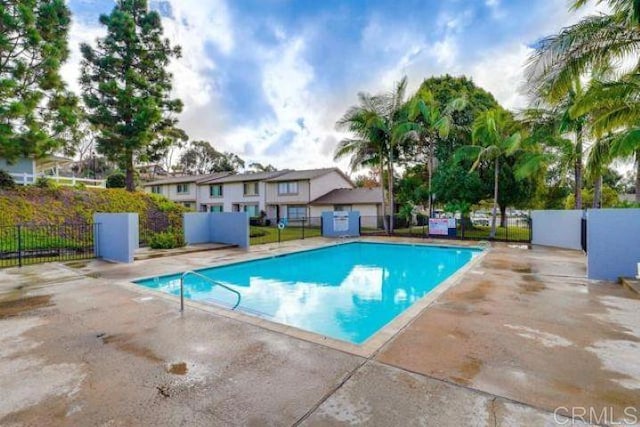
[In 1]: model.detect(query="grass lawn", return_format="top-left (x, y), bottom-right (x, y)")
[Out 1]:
top-left (250, 225), bottom-right (322, 245)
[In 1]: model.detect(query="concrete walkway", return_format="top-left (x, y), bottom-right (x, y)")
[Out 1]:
top-left (0, 240), bottom-right (638, 426)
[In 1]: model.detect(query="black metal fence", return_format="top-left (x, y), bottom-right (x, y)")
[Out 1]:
top-left (359, 215), bottom-right (532, 243)
top-left (0, 223), bottom-right (97, 268)
top-left (250, 217), bottom-right (323, 245)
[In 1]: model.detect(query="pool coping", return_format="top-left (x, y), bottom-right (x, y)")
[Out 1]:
top-left (114, 238), bottom-right (489, 358)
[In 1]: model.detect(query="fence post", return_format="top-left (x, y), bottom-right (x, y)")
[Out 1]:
top-left (302, 218), bottom-right (305, 240)
top-left (278, 224), bottom-right (281, 243)
top-left (506, 217), bottom-right (509, 242)
top-left (17, 225), bottom-right (22, 267)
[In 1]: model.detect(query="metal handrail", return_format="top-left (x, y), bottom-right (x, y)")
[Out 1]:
top-left (179, 271), bottom-right (242, 312)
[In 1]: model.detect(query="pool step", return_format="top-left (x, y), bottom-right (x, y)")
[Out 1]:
top-left (134, 243), bottom-right (237, 261)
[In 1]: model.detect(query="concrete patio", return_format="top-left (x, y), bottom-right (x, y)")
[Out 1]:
top-left (1, 238), bottom-right (638, 426)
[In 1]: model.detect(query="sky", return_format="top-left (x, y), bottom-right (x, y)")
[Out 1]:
top-left (63, 0), bottom-right (603, 172)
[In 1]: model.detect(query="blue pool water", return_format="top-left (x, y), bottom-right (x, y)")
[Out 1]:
top-left (135, 242), bottom-right (480, 344)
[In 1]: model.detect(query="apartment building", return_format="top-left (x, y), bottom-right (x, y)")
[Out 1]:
top-left (196, 170), bottom-right (287, 214)
top-left (143, 167), bottom-right (356, 218)
top-left (263, 168), bottom-right (354, 220)
top-left (142, 173), bottom-right (231, 210)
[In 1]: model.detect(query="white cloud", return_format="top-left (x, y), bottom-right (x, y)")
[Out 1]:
top-left (61, 19), bottom-right (105, 94)
top-left (61, 0), bottom-right (617, 173)
top-left (471, 43), bottom-right (533, 110)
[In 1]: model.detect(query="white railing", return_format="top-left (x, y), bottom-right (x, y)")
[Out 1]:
top-left (10, 172), bottom-right (106, 188)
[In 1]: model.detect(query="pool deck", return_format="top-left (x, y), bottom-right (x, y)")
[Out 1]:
top-left (1, 237), bottom-right (639, 425)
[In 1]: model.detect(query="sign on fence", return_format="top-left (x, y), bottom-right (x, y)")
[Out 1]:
top-left (428, 218), bottom-right (449, 236)
top-left (333, 211), bottom-right (349, 232)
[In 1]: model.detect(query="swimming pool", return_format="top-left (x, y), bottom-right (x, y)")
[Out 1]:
top-left (134, 242), bottom-right (481, 345)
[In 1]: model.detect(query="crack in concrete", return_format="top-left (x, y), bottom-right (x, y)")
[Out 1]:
top-left (290, 358), bottom-right (369, 427)
top-left (489, 396), bottom-right (498, 427)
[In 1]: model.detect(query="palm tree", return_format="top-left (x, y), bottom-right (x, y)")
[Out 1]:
top-left (335, 77), bottom-right (412, 234)
top-left (526, 0), bottom-right (640, 100)
top-left (335, 92), bottom-right (389, 231)
top-left (526, 0), bottom-right (640, 201)
top-left (405, 88), bottom-right (467, 216)
top-left (383, 77), bottom-right (412, 233)
top-left (571, 74), bottom-right (640, 201)
top-left (522, 78), bottom-right (589, 209)
top-left (456, 108), bottom-right (521, 238)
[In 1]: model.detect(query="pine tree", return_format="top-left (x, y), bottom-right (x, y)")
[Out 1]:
top-left (80, 0), bottom-right (183, 191)
top-left (0, 0), bottom-right (77, 160)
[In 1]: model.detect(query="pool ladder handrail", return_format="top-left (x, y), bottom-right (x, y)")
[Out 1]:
top-left (179, 271), bottom-right (242, 312)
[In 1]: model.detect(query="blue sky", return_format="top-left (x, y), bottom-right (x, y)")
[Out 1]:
top-left (64, 0), bottom-right (601, 171)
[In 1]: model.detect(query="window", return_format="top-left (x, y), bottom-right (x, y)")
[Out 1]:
top-left (278, 181), bottom-right (298, 195)
top-left (210, 205), bottom-right (223, 213)
top-left (287, 205), bottom-right (306, 220)
top-left (151, 185), bottom-right (161, 194)
top-left (243, 204), bottom-right (259, 217)
top-left (334, 205), bottom-right (352, 212)
top-left (209, 184), bottom-right (223, 197)
top-left (243, 182), bottom-right (259, 196)
top-left (177, 183), bottom-right (189, 194)
top-left (182, 202), bottom-right (193, 210)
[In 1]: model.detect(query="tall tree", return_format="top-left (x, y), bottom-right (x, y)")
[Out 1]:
top-left (456, 108), bottom-right (521, 238)
top-left (524, 80), bottom-right (589, 209)
top-left (178, 140), bottom-right (244, 174)
top-left (0, 0), bottom-right (78, 160)
top-left (526, 0), bottom-right (640, 99)
top-left (248, 162), bottom-right (277, 172)
top-left (80, 0), bottom-right (183, 191)
top-left (335, 92), bottom-right (389, 231)
top-left (526, 0), bottom-right (640, 202)
top-left (571, 74), bottom-right (640, 202)
top-left (404, 87), bottom-right (466, 215)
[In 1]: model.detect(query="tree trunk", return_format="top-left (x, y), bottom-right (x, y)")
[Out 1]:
top-left (427, 139), bottom-right (433, 217)
top-left (125, 151), bottom-right (135, 191)
top-left (499, 204), bottom-right (507, 228)
top-left (490, 158), bottom-right (499, 239)
top-left (593, 174), bottom-right (602, 209)
top-left (636, 149), bottom-right (640, 203)
top-left (574, 126), bottom-right (583, 209)
top-left (388, 144), bottom-right (394, 234)
top-left (379, 153), bottom-right (388, 233)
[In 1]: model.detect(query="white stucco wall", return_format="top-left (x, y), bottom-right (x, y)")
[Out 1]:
top-left (310, 204), bottom-right (380, 227)
top-left (265, 180), bottom-right (311, 205)
top-left (309, 171), bottom-right (353, 201)
top-left (531, 210), bottom-right (583, 250)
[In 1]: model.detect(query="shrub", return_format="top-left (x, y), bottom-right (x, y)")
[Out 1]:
top-left (148, 231), bottom-right (185, 249)
top-left (0, 170), bottom-right (15, 189)
top-left (250, 227), bottom-right (268, 238)
top-left (106, 172), bottom-right (126, 188)
top-left (35, 176), bottom-right (54, 189)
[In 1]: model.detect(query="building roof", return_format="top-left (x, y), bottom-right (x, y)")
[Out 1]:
top-left (310, 188), bottom-right (383, 205)
top-left (142, 172), bottom-right (231, 186)
top-left (265, 167), bottom-right (353, 184)
top-left (198, 170), bottom-right (288, 184)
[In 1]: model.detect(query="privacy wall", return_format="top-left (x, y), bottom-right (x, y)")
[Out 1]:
top-left (587, 209), bottom-right (640, 281)
top-left (321, 211), bottom-right (360, 237)
top-left (531, 210), bottom-right (583, 250)
top-left (183, 212), bottom-right (249, 249)
top-left (93, 213), bottom-right (138, 263)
